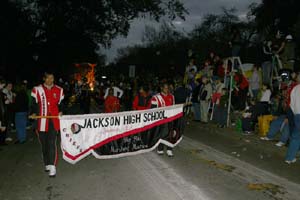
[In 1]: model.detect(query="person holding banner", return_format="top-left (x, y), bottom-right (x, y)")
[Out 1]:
top-left (104, 88), bottom-right (120, 113)
top-left (132, 85), bottom-right (152, 111)
top-left (151, 82), bottom-right (175, 157)
top-left (30, 72), bottom-right (64, 177)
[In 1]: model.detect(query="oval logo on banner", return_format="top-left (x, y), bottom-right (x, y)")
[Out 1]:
top-left (71, 123), bottom-right (82, 134)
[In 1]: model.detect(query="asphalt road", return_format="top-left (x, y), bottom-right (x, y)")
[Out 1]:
top-left (1, 125), bottom-right (300, 200)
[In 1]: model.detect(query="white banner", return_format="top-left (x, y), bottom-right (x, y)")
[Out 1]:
top-left (60, 104), bottom-right (184, 164)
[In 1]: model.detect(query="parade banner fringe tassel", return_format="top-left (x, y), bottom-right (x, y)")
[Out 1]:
top-left (60, 104), bottom-right (184, 164)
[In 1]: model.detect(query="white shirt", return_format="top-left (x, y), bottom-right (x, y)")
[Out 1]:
top-left (104, 86), bottom-right (124, 99)
top-left (290, 84), bottom-right (300, 114)
top-left (215, 82), bottom-right (225, 93)
top-left (249, 71), bottom-right (260, 90)
top-left (260, 89), bottom-right (271, 102)
top-left (186, 65), bottom-right (197, 79)
top-left (2, 88), bottom-right (14, 104)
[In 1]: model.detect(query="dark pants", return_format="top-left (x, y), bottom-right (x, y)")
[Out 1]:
top-left (38, 121), bottom-right (58, 166)
top-left (215, 106), bottom-right (227, 126)
top-left (157, 123), bottom-right (172, 151)
top-left (242, 117), bottom-right (254, 132)
top-left (0, 129), bottom-right (7, 144)
top-left (232, 89), bottom-right (248, 111)
top-left (6, 104), bottom-right (15, 137)
top-left (262, 61), bottom-right (272, 84)
top-left (237, 88), bottom-right (248, 111)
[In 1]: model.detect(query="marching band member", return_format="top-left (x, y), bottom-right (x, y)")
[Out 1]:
top-left (104, 88), bottom-right (120, 113)
top-left (30, 72), bottom-right (64, 177)
top-left (132, 85), bottom-right (152, 111)
top-left (151, 82), bottom-right (175, 157)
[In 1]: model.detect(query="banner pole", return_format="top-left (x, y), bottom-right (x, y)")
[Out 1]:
top-left (29, 115), bottom-right (59, 119)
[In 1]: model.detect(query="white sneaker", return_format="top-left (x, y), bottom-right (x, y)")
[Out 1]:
top-left (260, 137), bottom-right (271, 141)
top-left (285, 159), bottom-right (297, 164)
top-left (166, 150), bottom-right (174, 157)
top-left (275, 141), bottom-right (285, 147)
top-left (48, 165), bottom-right (56, 177)
top-left (45, 165), bottom-right (51, 172)
top-left (5, 137), bottom-right (13, 142)
top-left (157, 150), bottom-right (164, 155)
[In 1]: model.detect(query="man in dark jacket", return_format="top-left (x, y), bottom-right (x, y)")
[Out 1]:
top-left (132, 85), bottom-right (152, 110)
top-left (14, 83), bottom-right (29, 144)
top-left (0, 78), bottom-right (7, 146)
top-left (173, 80), bottom-right (190, 135)
top-left (191, 78), bottom-right (202, 121)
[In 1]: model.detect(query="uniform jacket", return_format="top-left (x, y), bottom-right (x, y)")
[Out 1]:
top-left (151, 92), bottom-right (175, 108)
top-left (31, 84), bottom-right (64, 132)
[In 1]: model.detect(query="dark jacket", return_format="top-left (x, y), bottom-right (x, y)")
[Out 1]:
top-left (174, 86), bottom-right (190, 104)
top-left (14, 90), bottom-right (29, 113)
top-left (0, 91), bottom-right (7, 127)
top-left (191, 84), bottom-right (201, 103)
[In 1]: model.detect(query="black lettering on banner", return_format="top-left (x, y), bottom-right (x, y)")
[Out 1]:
top-left (86, 119), bottom-right (92, 128)
top-left (105, 117), bottom-right (109, 127)
top-left (98, 118), bottom-right (104, 127)
top-left (135, 114), bottom-right (141, 123)
top-left (143, 111), bottom-right (167, 122)
top-left (114, 117), bottom-right (121, 126)
top-left (123, 114), bottom-right (142, 125)
top-left (93, 118), bottom-right (98, 128)
top-left (83, 116), bottom-right (121, 128)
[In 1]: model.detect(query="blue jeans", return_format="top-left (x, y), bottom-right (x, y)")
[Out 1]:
top-left (252, 89), bottom-right (259, 99)
top-left (192, 102), bottom-right (201, 121)
top-left (15, 112), bottom-right (28, 142)
top-left (266, 115), bottom-right (289, 143)
top-left (285, 114), bottom-right (300, 161)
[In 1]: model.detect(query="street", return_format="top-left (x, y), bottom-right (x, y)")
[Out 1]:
top-left (1, 119), bottom-right (300, 200)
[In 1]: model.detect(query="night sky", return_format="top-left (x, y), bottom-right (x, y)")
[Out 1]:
top-left (104, 0), bottom-right (261, 62)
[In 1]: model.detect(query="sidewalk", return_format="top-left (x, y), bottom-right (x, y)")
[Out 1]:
top-left (184, 121), bottom-right (300, 184)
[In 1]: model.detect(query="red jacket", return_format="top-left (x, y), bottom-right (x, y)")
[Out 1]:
top-left (234, 74), bottom-right (249, 90)
top-left (132, 93), bottom-right (152, 110)
top-left (31, 84), bottom-right (64, 132)
top-left (151, 93), bottom-right (174, 108)
top-left (104, 96), bottom-right (120, 113)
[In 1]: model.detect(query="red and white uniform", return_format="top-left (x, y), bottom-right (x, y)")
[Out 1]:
top-left (31, 84), bottom-right (64, 132)
top-left (151, 93), bottom-right (174, 108)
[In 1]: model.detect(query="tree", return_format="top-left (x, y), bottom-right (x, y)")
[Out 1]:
top-left (116, 22), bottom-right (189, 77)
top-left (0, 0), bottom-right (36, 79)
top-left (250, 0), bottom-right (300, 35)
top-left (116, 6), bottom-right (264, 74)
top-left (0, 0), bottom-right (187, 79)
